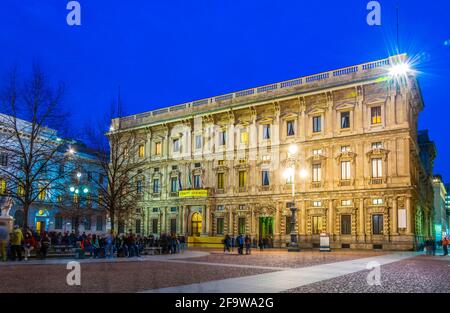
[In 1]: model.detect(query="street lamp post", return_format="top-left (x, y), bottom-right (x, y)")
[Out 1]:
top-left (285, 144), bottom-right (300, 252)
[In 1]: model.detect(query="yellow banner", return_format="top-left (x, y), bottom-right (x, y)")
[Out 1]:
top-left (179, 189), bottom-right (208, 198)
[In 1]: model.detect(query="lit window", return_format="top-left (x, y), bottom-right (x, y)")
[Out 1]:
top-left (340, 111), bottom-right (350, 129)
top-left (17, 185), bottom-right (25, 196)
top-left (263, 124), bottom-right (271, 139)
top-left (155, 142), bottom-right (162, 155)
top-left (313, 149), bottom-right (322, 155)
top-left (371, 158), bottom-right (383, 178)
top-left (313, 116), bottom-right (321, 133)
top-left (138, 144), bottom-right (145, 158)
top-left (341, 200), bottom-right (352, 206)
top-left (262, 155), bottom-right (271, 161)
top-left (313, 201), bottom-right (322, 207)
top-left (217, 173), bottom-right (225, 189)
top-left (239, 204), bottom-right (246, 210)
top-left (341, 161), bottom-right (351, 180)
top-left (218, 160), bottom-right (225, 166)
top-left (312, 216), bottom-right (323, 234)
top-left (240, 131), bottom-right (248, 144)
top-left (38, 185), bottom-right (46, 200)
top-left (153, 179), bottom-right (160, 193)
top-left (341, 145), bottom-right (350, 152)
top-left (194, 175), bottom-right (201, 188)
top-left (0, 179), bottom-right (6, 194)
top-left (371, 106), bottom-right (382, 124)
top-left (217, 205), bottom-right (225, 211)
top-left (287, 120), bottom-right (295, 136)
top-left (372, 198), bottom-right (383, 205)
top-left (238, 171), bottom-right (247, 188)
top-left (312, 164), bottom-right (321, 182)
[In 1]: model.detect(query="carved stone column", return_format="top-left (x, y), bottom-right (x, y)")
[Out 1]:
top-left (391, 198), bottom-right (398, 235)
top-left (328, 199), bottom-right (334, 236)
top-left (358, 198), bottom-right (365, 242)
top-left (406, 196), bottom-right (412, 235)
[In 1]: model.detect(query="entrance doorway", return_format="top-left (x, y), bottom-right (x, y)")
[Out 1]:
top-left (191, 212), bottom-right (202, 236)
top-left (36, 221), bottom-right (46, 233)
top-left (259, 216), bottom-right (274, 247)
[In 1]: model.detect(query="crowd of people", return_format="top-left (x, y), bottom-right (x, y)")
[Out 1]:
top-left (423, 236), bottom-right (449, 256)
top-left (0, 224), bottom-right (187, 261)
top-left (222, 234), bottom-right (273, 255)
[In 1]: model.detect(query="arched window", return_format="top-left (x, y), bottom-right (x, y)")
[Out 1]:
top-left (191, 212), bottom-right (202, 236)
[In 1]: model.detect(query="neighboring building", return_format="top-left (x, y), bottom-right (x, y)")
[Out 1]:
top-left (112, 54), bottom-right (432, 250)
top-left (0, 115), bottom-right (106, 234)
top-left (445, 183), bottom-right (450, 237)
top-left (432, 175), bottom-right (447, 241)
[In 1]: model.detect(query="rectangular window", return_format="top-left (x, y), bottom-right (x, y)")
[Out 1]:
top-left (136, 179), bottom-right (143, 194)
top-left (217, 173), bottom-right (224, 189)
top-left (341, 145), bottom-right (350, 152)
top-left (0, 179), bottom-right (6, 194)
top-left (136, 219), bottom-right (141, 234)
top-left (238, 217), bottom-right (246, 235)
top-left (313, 149), bottom-right (322, 155)
top-left (238, 204), bottom-right (246, 210)
top-left (152, 218), bottom-right (158, 234)
top-left (171, 177), bottom-right (178, 192)
top-left (240, 131), bottom-right (248, 144)
top-left (371, 158), bottom-right (383, 178)
top-left (372, 142), bottom-right (382, 149)
top-left (371, 106), bottom-right (382, 124)
top-left (216, 218), bottom-right (224, 235)
top-left (219, 131), bottom-right (226, 146)
top-left (262, 170), bottom-right (270, 186)
top-left (194, 175), bottom-right (201, 188)
top-left (372, 198), bottom-right (383, 205)
top-left (341, 161), bottom-right (351, 180)
top-left (372, 214), bottom-right (383, 235)
top-left (263, 124), bottom-right (271, 139)
top-left (96, 216), bottom-right (103, 231)
top-left (341, 200), bottom-right (352, 206)
top-left (262, 155), bottom-right (271, 161)
top-left (84, 216), bottom-right (91, 231)
top-left (287, 120), bottom-right (295, 136)
top-left (55, 215), bottom-right (63, 230)
top-left (312, 116), bottom-right (321, 133)
top-left (218, 160), bottom-right (225, 166)
top-left (38, 185), bottom-right (46, 200)
top-left (341, 215), bottom-right (351, 235)
top-left (313, 201), bottom-right (322, 207)
top-left (173, 138), bottom-right (180, 152)
top-left (152, 207), bottom-right (159, 213)
top-left (340, 111), bottom-right (350, 129)
top-left (195, 135), bottom-right (202, 149)
top-left (138, 144), bottom-right (145, 158)
top-left (312, 216), bottom-right (323, 234)
top-left (153, 179), bottom-right (160, 193)
top-left (155, 142), bottom-right (162, 155)
top-left (312, 163), bottom-right (321, 182)
top-left (217, 205), bottom-right (225, 211)
top-left (170, 218), bottom-right (176, 234)
top-left (238, 171), bottom-right (247, 188)
top-left (0, 153), bottom-right (7, 166)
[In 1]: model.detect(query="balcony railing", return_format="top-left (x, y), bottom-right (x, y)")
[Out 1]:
top-left (339, 180), bottom-right (352, 187)
top-left (115, 55), bottom-right (405, 130)
top-left (370, 178), bottom-right (383, 185)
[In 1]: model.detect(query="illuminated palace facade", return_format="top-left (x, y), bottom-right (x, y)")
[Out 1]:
top-left (113, 54), bottom-right (433, 250)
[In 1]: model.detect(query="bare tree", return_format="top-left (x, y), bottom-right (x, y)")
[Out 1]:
top-left (0, 65), bottom-right (69, 230)
top-left (84, 97), bottom-right (148, 232)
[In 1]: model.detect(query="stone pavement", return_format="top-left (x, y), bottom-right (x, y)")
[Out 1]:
top-left (0, 250), bottom-right (210, 266)
top-left (144, 252), bottom-right (418, 293)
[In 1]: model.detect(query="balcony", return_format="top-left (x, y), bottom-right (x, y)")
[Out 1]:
top-left (339, 179), bottom-right (352, 187)
top-left (311, 181), bottom-right (322, 189)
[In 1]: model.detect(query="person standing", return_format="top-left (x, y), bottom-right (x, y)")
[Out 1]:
top-left (442, 236), bottom-right (448, 256)
top-left (0, 221), bottom-right (9, 262)
top-left (10, 225), bottom-right (23, 261)
top-left (105, 230), bottom-right (114, 259)
top-left (24, 232), bottom-right (36, 261)
top-left (244, 234), bottom-right (251, 255)
top-left (40, 232), bottom-right (51, 259)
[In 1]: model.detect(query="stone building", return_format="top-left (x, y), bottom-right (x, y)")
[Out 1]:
top-left (112, 54), bottom-right (433, 250)
top-left (432, 175), bottom-right (448, 241)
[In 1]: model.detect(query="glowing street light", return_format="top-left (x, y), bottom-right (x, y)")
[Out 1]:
top-left (288, 144), bottom-right (298, 156)
top-left (69, 186), bottom-right (75, 192)
top-left (74, 189), bottom-right (79, 194)
top-left (68, 148), bottom-right (75, 154)
top-left (299, 169), bottom-right (308, 179)
top-left (76, 172), bottom-right (82, 179)
top-left (83, 188), bottom-right (89, 194)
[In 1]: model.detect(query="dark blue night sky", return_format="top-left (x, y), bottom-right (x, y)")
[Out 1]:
top-left (0, 1), bottom-right (449, 178)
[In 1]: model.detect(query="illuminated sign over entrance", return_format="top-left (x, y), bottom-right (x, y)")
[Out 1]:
top-left (179, 189), bottom-right (208, 198)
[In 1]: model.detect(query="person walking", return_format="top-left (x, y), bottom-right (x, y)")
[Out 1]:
top-left (10, 225), bottom-right (24, 261)
top-left (442, 236), bottom-right (448, 256)
top-left (223, 234), bottom-right (231, 254)
top-left (244, 234), bottom-right (251, 255)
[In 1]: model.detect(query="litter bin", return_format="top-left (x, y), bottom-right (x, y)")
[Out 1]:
top-left (319, 233), bottom-right (331, 252)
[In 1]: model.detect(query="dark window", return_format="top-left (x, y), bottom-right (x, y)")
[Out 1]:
top-left (13, 210), bottom-right (24, 228)
top-left (54, 215), bottom-right (63, 230)
top-left (194, 175), bottom-right (201, 188)
top-left (152, 207), bottom-right (159, 213)
top-left (118, 220), bottom-right (125, 234)
top-left (313, 116), bottom-right (321, 133)
top-left (171, 177), bottom-right (178, 192)
top-left (238, 218), bottom-right (246, 235)
top-left (216, 218), bottom-right (224, 235)
top-left (96, 216), bottom-right (103, 231)
top-left (287, 121), bottom-right (295, 136)
top-left (152, 218), bottom-right (158, 234)
top-left (170, 218), bottom-right (177, 234)
top-left (340, 111), bottom-right (350, 128)
top-left (262, 170), bottom-right (270, 186)
top-left (340, 215), bottom-right (351, 235)
top-left (372, 214), bottom-right (383, 235)
top-left (136, 219), bottom-right (141, 234)
top-left (153, 179), bottom-right (160, 193)
top-left (84, 216), bottom-right (91, 231)
top-left (263, 124), bottom-right (270, 139)
top-left (219, 131), bottom-right (227, 146)
top-left (0, 153), bottom-right (8, 166)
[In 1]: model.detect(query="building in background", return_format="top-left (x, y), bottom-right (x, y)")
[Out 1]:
top-left (112, 54), bottom-right (433, 250)
top-left (432, 175), bottom-right (447, 241)
top-left (0, 115), bottom-right (106, 234)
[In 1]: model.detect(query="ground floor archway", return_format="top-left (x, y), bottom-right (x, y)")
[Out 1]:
top-left (191, 212), bottom-right (202, 236)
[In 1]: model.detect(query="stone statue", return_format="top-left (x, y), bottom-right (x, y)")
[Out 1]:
top-left (0, 197), bottom-right (13, 217)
